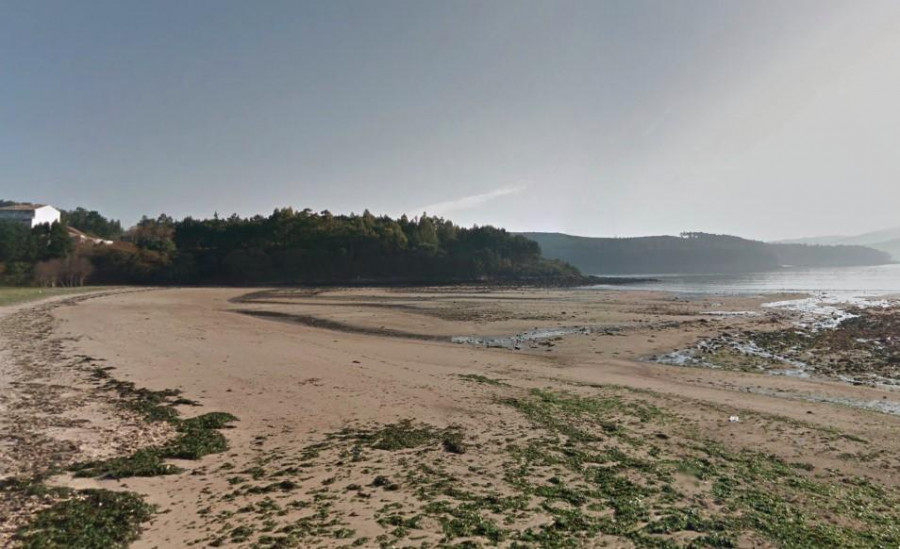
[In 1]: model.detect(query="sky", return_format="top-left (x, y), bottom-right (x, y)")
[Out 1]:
top-left (3, 0), bottom-right (900, 241)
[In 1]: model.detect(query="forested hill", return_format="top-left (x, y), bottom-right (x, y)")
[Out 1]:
top-left (520, 232), bottom-right (892, 275)
top-left (115, 209), bottom-right (583, 285)
top-left (767, 242), bottom-right (893, 268)
top-left (0, 204), bottom-right (585, 286)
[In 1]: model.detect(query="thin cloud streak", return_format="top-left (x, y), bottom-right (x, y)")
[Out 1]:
top-left (414, 186), bottom-right (527, 216)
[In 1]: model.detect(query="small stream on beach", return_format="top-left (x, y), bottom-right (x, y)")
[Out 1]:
top-left (451, 326), bottom-right (595, 349)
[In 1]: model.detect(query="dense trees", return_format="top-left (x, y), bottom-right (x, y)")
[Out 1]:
top-left (34, 255), bottom-right (94, 287)
top-left (0, 200), bottom-right (117, 286)
top-left (87, 209), bottom-right (580, 285)
top-left (15, 200), bottom-right (890, 287)
top-left (60, 207), bottom-right (123, 240)
top-left (0, 221), bottom-right (75, 285)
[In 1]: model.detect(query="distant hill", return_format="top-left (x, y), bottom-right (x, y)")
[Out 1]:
top-left (869, 239), bottom-right (900, 261)
top-left (520, 232), bottom-right (892, 275)
top-left (780, 226), bottom-right (900, 247)
top-left (778, 227), bottom-right (900, 261)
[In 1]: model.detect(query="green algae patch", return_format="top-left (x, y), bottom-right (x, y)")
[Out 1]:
top-left (70, 412), bottom-right (238, 479)
top-left (218, 385), bottom-right (900, 547)
top-left (15, 489), bottom-right (154, 549)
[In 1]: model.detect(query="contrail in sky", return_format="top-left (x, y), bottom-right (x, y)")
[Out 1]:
top-left (415, 185), bottom-right (527, 216)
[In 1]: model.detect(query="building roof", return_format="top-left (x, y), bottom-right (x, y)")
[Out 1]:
top-left (0, 203), bottom-right (49, 212)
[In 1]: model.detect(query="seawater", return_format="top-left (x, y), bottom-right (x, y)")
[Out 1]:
top-left (588, 263), bottom-right (900, 297)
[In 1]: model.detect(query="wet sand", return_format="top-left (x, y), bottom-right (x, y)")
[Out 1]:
top-left (3, 287), bottom-right (900, 547)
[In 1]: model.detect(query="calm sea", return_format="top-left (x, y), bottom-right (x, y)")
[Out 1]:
top-left (589, 263), bottom-right (900, 296)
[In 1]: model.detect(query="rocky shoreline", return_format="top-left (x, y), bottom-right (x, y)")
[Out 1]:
top-left (654, 300), bottom-right (900, 387)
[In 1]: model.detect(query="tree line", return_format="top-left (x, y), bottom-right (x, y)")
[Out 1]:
top-left (11, 201), bottom-right (885, 287)
top-left (0, 221), bottom-right (77, 285)
top-left (60, 207), bottom-right (123, 239)
top-left (0, 203), bottom-right (582, 286)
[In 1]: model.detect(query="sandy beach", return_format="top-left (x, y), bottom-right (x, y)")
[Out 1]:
top-left (3, 286), bottom-right (900, 547)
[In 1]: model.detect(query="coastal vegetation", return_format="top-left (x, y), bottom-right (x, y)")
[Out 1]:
top-left (89, 209), bottom-right (581, 285)
top-left (0, 198), bottom-right (894, 287)
top-left (0, 287), bottom-right (101, 307)
top-left (0, 202), bottom-right (581, 287)
top-left (0, 220), bottom-right (74, 285)
top-left (59, 207), bottom-right (123, 240)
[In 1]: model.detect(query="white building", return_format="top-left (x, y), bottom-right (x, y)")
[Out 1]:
top-left (0, 204), bottom-right (62, 228)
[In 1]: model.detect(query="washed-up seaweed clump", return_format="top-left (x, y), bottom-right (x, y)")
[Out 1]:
top-left (493, 389), bottom-right (900, 547)
top-left (217, 386), bottom-right (900, 548)
top-left (335, 419), bottom-right (467, 455)
top-left (457, 373), bottom-right (509, 386)
top-left (70, 411), bottom-right (237, 479)
top-left (11, 366), bottom-right (238, 546)
top-left (4, 479), bottom-right (154, 549)
top-left (68, 367), bottom-right (237, 479)
top-left (181, 419), bottom-right (471, 547)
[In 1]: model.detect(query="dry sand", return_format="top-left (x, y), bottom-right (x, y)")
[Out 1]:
top-left (3, 286), bottom-right (900, 547)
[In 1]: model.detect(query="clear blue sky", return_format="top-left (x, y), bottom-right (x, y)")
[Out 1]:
top-left (3, 0), bottom-right (900, 240)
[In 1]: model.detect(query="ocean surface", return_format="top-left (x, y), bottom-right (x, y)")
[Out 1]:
top-left (590, 263), bottom-right (900, 297)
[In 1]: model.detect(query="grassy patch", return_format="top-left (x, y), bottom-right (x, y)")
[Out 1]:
top-left (0, 286), bottom-right (104, 307)
top-left (15, 489), bottom-right (154, 548)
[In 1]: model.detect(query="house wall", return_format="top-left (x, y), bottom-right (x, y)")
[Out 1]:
top-left (0, 211), bottom-right (33, 225)
top-left (32, 206), bottom-right (61, 228)
top-left (0, 206), bottom-right (61, 228)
